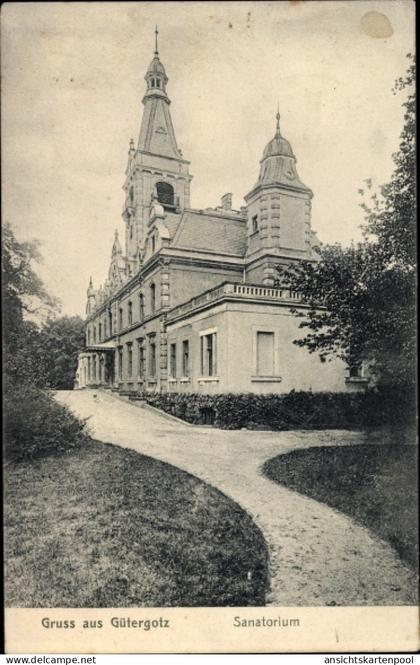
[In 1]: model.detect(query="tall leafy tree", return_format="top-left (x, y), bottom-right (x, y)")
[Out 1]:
top-left (37, 316), bottom-right (86, 390)
top-left (2, 223), bottom-right (59, 386)
top-left (277, 55), bottom-right (415, 388)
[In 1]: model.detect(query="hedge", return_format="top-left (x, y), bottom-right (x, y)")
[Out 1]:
top-left (4, 383), bottom-right (90, 463)
top-left (128, 388), bottom-right (417, 432)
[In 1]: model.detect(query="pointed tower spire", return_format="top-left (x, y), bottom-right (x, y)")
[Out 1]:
top-left (111, 229), bottom-right (122, 257)
top-left (137, 28), bottom-right (183, 159)
top-left (87, 275), bottom-right (94, 295)
top-left (154, 25), bottom-right (159, 56)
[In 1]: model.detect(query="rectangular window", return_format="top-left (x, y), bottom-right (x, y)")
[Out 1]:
top-left (182, 340), bottom-right (189, 377)
top-left (118, 347), bottom-right (123, 380)
top-left (169, 343), bottom-right (177, 378)
top-left (98, 323), bottom-right (102, 341)
top-left (128, 302), bottom-right (133, 325)
top-left (349, 364), bottom-right (363, 378)
top-left (139, 294), bottom-right (145, 321)
top-left (127, 343), bottom-right (133, 377)
top-left (87, 356), bottom-right (91, 381)
top-left (149, 339), bottom-right (156, 377)
top-left (119, 307), bottom-right (123, 330)
top-left (138, 339), bottom-right (145, 378)
top-left (257, 331), bottom-right (275, 376)
top-left (200, 332), bottom-right (217, 376)
top-left (150, 283), bottom-right (156, 313)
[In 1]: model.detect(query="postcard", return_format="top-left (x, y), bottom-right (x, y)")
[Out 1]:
top-left (2, 0), bottom-right (417, 654)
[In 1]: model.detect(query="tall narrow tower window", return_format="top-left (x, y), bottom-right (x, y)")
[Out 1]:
top-left (156, 79), bottom-right (161, 88)
top-left (139, 293), bottom-right (145, 321)
top-left (150, 283), bottom-right (156, 313)
top-left (156, 181), bottom-right (174, 208)
top-left (252, 215), bottom-right (259, 234)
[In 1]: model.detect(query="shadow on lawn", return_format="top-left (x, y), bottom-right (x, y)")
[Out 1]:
top-left (263, 443), bottom-right (418, 569)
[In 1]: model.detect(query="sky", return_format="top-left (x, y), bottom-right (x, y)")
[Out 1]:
top-left (2, 1), bottom-right (415, 317)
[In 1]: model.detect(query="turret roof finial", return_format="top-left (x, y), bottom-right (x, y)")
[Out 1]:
top-left (276, 104), bottom-right (281, 135)
top-left (154, 25), bottom-right (159, 57)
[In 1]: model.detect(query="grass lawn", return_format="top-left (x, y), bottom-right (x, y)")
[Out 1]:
top-left (5, 440), bottom-right (268, 607)
top-left (263, 444), bottom-right (418, 569)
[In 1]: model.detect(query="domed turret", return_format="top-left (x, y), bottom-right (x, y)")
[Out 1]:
top-left (262, 111), bottom-right (294, 159)
top-left (256, 110), bottom-right (309, 191)
top-left (144, 27), bottom-right (169, 96)
top-left (147, 56), bottom-right (167, 77)
top-left (244, 108), bottom-right (315, 285)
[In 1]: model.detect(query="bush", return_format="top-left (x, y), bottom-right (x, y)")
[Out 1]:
top-left (4, 384), bottom-right (89, 463)
top-left (131, 387), bottom-right (416, 432)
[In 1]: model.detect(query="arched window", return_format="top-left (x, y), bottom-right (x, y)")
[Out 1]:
top-left (150, 283), bottom-right (156, 314)
top-left (156, 181), bottom-right (175, 209)
top-left (128, 301), bottom-right (133, 325)
top-left (93, 327), bottom-right (97, 343)
top-left (156, 79), bottom-right (161, 88)
top-left (151, 78), bottom-right (155, 88)
top-left (108, 310), bottom-right (113, 335)
top-left (139, 293), bottom-right (145, 321)
top-left (98, 322), bottom-right (102, 341)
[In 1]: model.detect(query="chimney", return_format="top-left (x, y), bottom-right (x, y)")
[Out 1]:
top-left (221, 193), bottom-right (232, 211)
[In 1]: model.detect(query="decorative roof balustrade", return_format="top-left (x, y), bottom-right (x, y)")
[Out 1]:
top-left (166, 281), bottom-right (301, 323)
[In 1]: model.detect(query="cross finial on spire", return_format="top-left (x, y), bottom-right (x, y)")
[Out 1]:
top-left (276, 104), bottom-right (281, 134)
top-left (154, 25), bottom-right (159, 56)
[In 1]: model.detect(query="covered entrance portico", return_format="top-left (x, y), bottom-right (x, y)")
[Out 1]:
top-left (74, 342), bottom-right (116, 389)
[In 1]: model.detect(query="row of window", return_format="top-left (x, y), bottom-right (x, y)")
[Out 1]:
top-left (87, 285), bottom-right (157, 345)
top-left (113, 331), bottom-right (275, 381)
top-left (115, 334), bottom-right (218, 382)
top-left (87, 330), bottom-right (281, 383)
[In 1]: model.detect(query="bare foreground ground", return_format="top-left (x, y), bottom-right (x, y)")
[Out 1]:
top-left (56, 389), bottom-right (417, 606)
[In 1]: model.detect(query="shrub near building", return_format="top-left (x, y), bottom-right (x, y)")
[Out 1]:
top-left (132, 387), bottom-right (416, 433)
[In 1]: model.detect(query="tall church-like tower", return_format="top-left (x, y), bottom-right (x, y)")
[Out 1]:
top-left (122, 28), bottom-right (192, 273)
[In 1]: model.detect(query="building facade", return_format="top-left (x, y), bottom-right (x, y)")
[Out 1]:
top-left (75, 35), bottom-right (364, 395)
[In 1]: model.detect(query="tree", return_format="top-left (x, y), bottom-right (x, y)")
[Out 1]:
top-left (277, 55), bottom-right (416, 389)
top-left (37, 316), bottom-right (86, 390)
top-left (2, 223), bottom-right (60, 385)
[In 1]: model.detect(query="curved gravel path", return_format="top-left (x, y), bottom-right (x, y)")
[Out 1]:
top-left (56, 390), bottom-right (417, 606)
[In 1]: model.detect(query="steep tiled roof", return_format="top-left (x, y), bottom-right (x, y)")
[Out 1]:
top-left (172, 210), bottom-right (247, 256)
